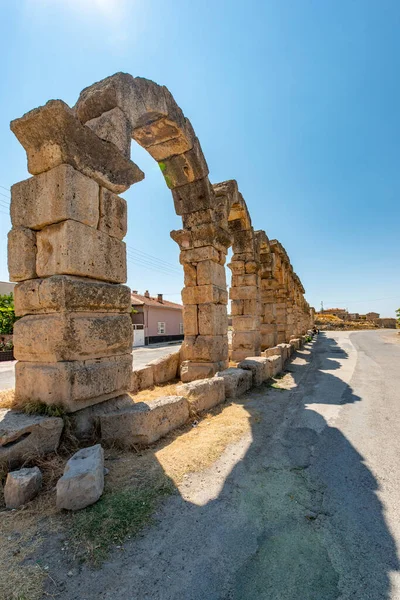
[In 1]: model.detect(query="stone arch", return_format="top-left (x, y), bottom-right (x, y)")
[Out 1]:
top-left (74, 73), bottom-right (232, 382)
top-left (212, 181), bottom-right (261, 362)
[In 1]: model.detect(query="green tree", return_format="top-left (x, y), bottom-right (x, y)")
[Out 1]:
top-left (396, 308), bottom-right (400, 328)
top-left (0, 293), bottom-right (18, 334)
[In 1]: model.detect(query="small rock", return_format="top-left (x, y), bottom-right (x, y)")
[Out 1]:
top-left (103, 467), bottom-right (109, 475)
top-left (56, 444), bottom-right (104, 511)
top-left (4, 466), bottom-right (42, 509)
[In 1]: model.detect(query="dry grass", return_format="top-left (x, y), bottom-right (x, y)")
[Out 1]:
top-left (0, 388), bottom-right (16, 410)
top-left (128, 380), bottom-right (179, 403)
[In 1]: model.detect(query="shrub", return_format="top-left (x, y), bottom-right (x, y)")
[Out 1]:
top-left (0, 294), bottom-right (18, 335)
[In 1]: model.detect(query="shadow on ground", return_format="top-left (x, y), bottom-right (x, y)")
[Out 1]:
top-left (43, 334), bottom-right (399, 600)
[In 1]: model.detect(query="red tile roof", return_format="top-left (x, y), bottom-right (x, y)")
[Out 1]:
top-left (131, 292), bottom-right (183, 310)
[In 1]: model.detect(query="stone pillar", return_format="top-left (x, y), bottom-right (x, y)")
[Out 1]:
top-left (8, 100), bottom-right (143, 412)
top-left (256, 231), bottom-right (277, 351)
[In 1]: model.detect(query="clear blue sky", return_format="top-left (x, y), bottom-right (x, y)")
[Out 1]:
top-left (0, 0), bottom-right (399, 317)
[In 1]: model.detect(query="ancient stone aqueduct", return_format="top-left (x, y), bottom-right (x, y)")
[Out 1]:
top-left (7, 72), bottom-right (314, 413)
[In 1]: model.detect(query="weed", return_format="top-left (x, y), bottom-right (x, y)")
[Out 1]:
top-left (21, 401), bottom-right (65, 418)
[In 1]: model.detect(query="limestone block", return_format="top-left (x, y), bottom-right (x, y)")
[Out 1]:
top-left (180, 360), bottom-right (222, 383)
top-left (36, 220), bottom-right (126, 283)
top-left (181, 335), bottom-right (228, 363)
top-left (56, 444), bottom-right (104, 510)
top-left (86, 107), bottom-right (132, 158)
top-left (14, 276), bottom-right (131, 316)
top-left (228, 260), bottom-right (245, 275)
top-left (4, 467), bottom-right (42, 509)
top-left (10, 100), bottom-right (144, 193)
top-left (266, 355), bottom-right (283, 378)
top-left (232, 315), bottom-right (260, 332)
top-left (98, 188), bottom-right (127, 240)
top-left (147, 351), bottom-right (180, 385)
top-left (232, 331), bottom-right (261, 351)
top-left (14, 313), bottom-right (132, 362)
top-left (0, 409), bottom-right (63, 470)
top-left (229, 285), bottom-right (259, 301)
top-left (100, 396), bottom-right (189, 447)
top-left (176, 376), bottom-right (225, 414)
top-left (290, 338), bottom-right (301, 350)
top-left (159, 137), bottom-right (209, 189)
top-left (68, 395), bottom-right (134, 441)
top-left (261, 332), bottom-right (276, 351)
top-left (179, 246), bottom-right (220, 264)
top-left (182, 208), bottom-right (214, 229)
top-left (10, 165), bottom-right (99, 231)
top-left (191, 224), bottom-right (231, 253)
top-left (244, 299), bottom-right (261, 316)
top-left (134, 118), bottom-right (195, 162)
top-left (183, 304), bottom-right (198, 336)
top-left (8, 227), bottom-right (37, 282)
top-left (238, 357), bottom-right (268, 386)
top-left (231, 300), bottom-right (244, 316)
top-left (197, 260), bottom-right (226, 287)
top-left (232, 230), bottom-right (256, 254)
top-left (172, 177), bottom-right (214, 215)
top-left (215, 368), bottom-right (252, 399)
top-left (245, 261), bottom-right (258, 274)
top-left (182, 285), bottom-right (228, 305)
top-left (231, 274), bottom-right (258, 287)
top-left (262, 346), bottom-right (283, 358)
top-left (183, 263), bottom-right (197, 287)
top-left (130, 365), bottom-right (154, 394)
top-left (198, 304), bottom-right (228, 336)
top-left (277, 343), bottom-right (292, 361)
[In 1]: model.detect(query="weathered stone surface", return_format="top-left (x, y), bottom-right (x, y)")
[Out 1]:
top-left (10, 100), bottom-right (144, 193)
top-left (4, 466), bottom-right (42, 509)
top-left (277, 343), bottom-right (292, 362)
top-left (180, 360), bottom-right (223, 383)
top-left (100, 396), bottom-right (189, 447)
top-left (0, 409), bottom-right (63, 470)
top-left (98, 188), bottom-right (127, 240)
top-left (262, 346), bottom-right (283, 358)
top-left (8, 227), bottom-right (37, 282)
top-left (183, 263), bottom-right (197, 287)
top-left (10, 165), bottom-right (99, 231)
top-left (36, 220), bottom-right (126, 283)
top-left (15, 354), bottom-right (132, 412)
top-left (182, 304), bottom-right (198, 336)
top-left (229, 285), bottom-right (259, 301)
top-left (172, 177), bottom-right (214, 215)
top-left (86, 107), bottom-right (132, 158)
top-left (14, 313), bottom-right (132, 362)
top-left (215, 368), bottom-right (252, 399)
top-left (134, 118), bottom-right (195, 162)
top-left (56, 444), bottom-right (104, 510)
top-left (290, 338), bottom-right (301, 350)
top-left (69, 395), bottom-right (134, 441)
top-left (159, 137), bottom-right (208, 189)
top-left (237, 357), bottom-right (268, 386)
top-left (197, 260), bottom-right (226, 287)
top-left (266, 355), bottom-right (283, 378)
top-left (181, 335), bottom-right (228, 363)
top-left (14, 276), bottom-right (131, 317)
top-left (179, 246), bottom-right (220, 264)
top-left (147, 351), bottom-right (180, 385)
top-left (176, 376), bottom-right (225, 414)
top-left (130, 365), bottom-right (154, 394)
top-left (182, 285), bottom-right (228, 305)
top-left (231, 315), bottom-right (260, 332)
top-left (198, 304), bottom-right (228, 336)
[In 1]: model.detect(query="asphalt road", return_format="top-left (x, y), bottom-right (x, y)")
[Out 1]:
top-left (0, 343), bottom-right (181, 391)
top-left (50, 329), bottom-right (400, 600)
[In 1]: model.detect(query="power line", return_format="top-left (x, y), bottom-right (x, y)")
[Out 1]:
top-left (0, 185), bottom-right (10, 192)
top-left (126, 255), bottom-right (182, 277)
top-left (0, 191), bottom-right (10, 201)
top-left (126, 245), bottom-right (181, 272)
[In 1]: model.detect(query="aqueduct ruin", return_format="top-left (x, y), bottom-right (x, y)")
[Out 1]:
top-left (7, 72), bottom-right (314, 412)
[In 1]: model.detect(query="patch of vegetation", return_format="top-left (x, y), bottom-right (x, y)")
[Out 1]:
top-left (70, 479), bottom-right (174, 564)
top-left (0, 293), bottom-right (18, 334)
top-left (20, 401), bottom-right (65, 418)
top-left (268, 382), bottom-right (285, 391)
top-left (396, 308), bottom-right (400, 328)
top-left (304, 335), bottom-right (313, 343)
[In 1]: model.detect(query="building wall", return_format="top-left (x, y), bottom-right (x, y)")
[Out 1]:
top-left (147, 306), bottom-right (183, 337)
top-left (0, 282), bottom-right (16, 295)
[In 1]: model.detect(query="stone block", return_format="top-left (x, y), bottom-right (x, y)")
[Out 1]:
top-left (56, 444), bottom-right (104, 510)
top-left (4, 467), bottom-right (42, 509)
top-left (172, 177), bottom-right (214, 215)
top-left (179, 246), bottom-right (220, 264)
top-left (197, 260), bottom-right (226, 287)
top-left (134, 118), bottom-right (194, 162)
top-left (277, 343), bottom-right (292, 361)
top-left (8, 227), bottom-right (37, 282)
top-left (231, 300), bottom-right (244, 316)
top-left (36, 220), bottom-right (126, 283)
top-left (231, 274), bottom-right (258, 287)
top-left (261, 332), bottom-right (276, 351)
top-left (14, 313), bottom-right (132, 362)
top-left (147, 351), bottom-right (180, 385)
top-left (245, 261), bottom-right (258, 274)
top-left (176, 376), bottom-right (225, 414)
top-left (10, 165), bottom-right (99, 231)
top-left (159, 137), bottom-right (209, 189)
top-left (98, 188), bottom-right (127, 240)
top-left (10, 100), bottom-right (144, 193)
top-left (183, 304), bottom-right (198, 336)
top-left (232, 331), bottom-right (261, 351)
top-left (238, 357), bottom-right (268, 386)
top-left (181, 335), bottom-right (228, 363)
top-left (232, 315), bottom-right (260, 332)
top-left (100, 396), bottom-right (189, 447)
top-left (181, 208), bottom-right (214, 229)
top-left (198, 304), bottom-right (228, 336)
top-left (14, 276), bottom-right (131, 316)
top-left (180, 360), bottom-right (222, 383)
top-left (232, 230), bottom-right (256, 254)
top-left (69, 395), bottom-right (134, 441)
top-left (229, 285), bottom-right (259, 301)
top-left (290, 338), bottom-right (301, 350)
top-left (191, 224), bottom-right (231, 253)
top-left (182, 285), bottom-right (227, 305)
top-left (183, 263), bottom-right (197, 287)
top-left (0, 409), bottom-right (63, 470)
top-left (262, 346), bottom-right (283, 358)
top-left (86, 107), bottom-right (132, 158)
top-left (266, 355), bottom-right (283, 378)
top-left (130, 365), bottom-right (154, 394)
top-left (228, 260), bottom-right (245, 275)
top-left (15, 354), bottom-right (132, 412)
top-left (215, 368), bottom-right (252, 399)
